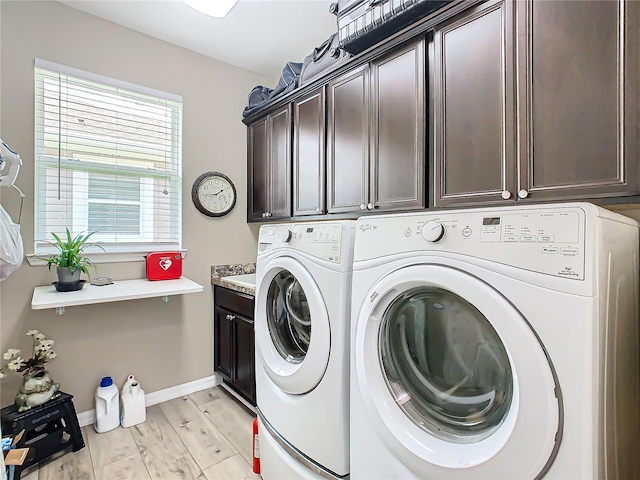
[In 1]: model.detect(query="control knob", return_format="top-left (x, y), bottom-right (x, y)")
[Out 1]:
top-left (421, 220), bottom-right (445, 243)
top-left (281, 229), bottom-right (293, 243)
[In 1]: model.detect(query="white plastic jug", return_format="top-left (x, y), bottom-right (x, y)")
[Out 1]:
top-left (121, 375), bottom-right (146, 428)
top-left (95, 376), bottom-right (120, 433)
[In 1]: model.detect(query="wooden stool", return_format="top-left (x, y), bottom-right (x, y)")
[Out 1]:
top-left (1, 391), bottom-right (85, 479)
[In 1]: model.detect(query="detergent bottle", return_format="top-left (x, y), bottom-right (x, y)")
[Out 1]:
top-left (94, 376), bottom-right (120, 433)
top-left (120, 375), bottom-right (146, 428)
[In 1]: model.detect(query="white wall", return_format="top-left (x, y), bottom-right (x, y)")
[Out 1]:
top-left (0, 0), bottom-right (266, 411)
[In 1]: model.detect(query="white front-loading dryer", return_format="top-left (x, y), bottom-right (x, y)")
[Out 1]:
top-left (255, 221), bottom-right (355, 480)
top-left (350, 203), bottom-right (639, 479)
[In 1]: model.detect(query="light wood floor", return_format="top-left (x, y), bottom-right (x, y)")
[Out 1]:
top-left (20, 386), bottom-right (260, 480)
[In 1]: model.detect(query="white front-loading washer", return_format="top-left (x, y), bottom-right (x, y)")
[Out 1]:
top-left (255, 221), bottom-right (355, 480)
top-left (350, 203), bottom-right (639, 479)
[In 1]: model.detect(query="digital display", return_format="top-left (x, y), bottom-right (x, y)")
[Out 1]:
top-left (306, 228), bottom-right (314, 233)
top-left (483, 217), bottom-right (501, 226)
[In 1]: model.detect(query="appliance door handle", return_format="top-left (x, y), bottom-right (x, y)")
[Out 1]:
top-left (369, 0), bottom-right (386, 6)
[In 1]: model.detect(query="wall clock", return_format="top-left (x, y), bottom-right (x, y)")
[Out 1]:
top-left (191, 171), bottom-right (237, 217)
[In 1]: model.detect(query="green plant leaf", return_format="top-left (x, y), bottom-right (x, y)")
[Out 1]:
top-left (46, 229), bottom-right (104, 277)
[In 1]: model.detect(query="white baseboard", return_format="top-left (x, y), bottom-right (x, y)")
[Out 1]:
top-left (77, 374), bottom-right (221, 427)
top-left (77, 409), bottom-right (96, 428)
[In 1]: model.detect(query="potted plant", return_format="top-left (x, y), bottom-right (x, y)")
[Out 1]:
top-left (44, 228), bottom-right (104, 286)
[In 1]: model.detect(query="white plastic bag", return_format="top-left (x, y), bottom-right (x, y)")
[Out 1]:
top-left (0, 139), bottom-right (24, 281)
top-left (0, 204), bottom-right (23, 281)
top-left (0, 139), bottom-right (22, 188)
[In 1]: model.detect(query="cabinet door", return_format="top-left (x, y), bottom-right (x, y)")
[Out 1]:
top-left (268, 105), bottom-right (292, 219)
top-left (293, 89), bottom-right (326, 216)
top-left (433, 0), bottom-right (516, 207)
top-left (370, 38), bottom-right (426, 212)
top-left (517, 0), bottom-right (638, 200)
top-left (327, 65), bottom-right (369, 214)
top-left (248, 118), bottom-right (269, 221)
top-left (213, 307), bottom-right (233, 383)
top-left (234, 315), bottom-right (256, 404)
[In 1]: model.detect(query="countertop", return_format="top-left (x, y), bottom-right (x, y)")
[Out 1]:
top-left (211, 263), bottom-right (256, 296)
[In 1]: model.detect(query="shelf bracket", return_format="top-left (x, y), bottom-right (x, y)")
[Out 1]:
top-left (56, 307), bottom-right (66, 316)
top-left (162, 295), bottom-right (169, 303)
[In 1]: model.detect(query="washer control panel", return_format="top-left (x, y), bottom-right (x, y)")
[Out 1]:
top-left (478, 212), bottom-right (580, 245)
top-left (259, 223), bottom-right (343, 263)
top-left (355, 206), bottom-right (587, 280)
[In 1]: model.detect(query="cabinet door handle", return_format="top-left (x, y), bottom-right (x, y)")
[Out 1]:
top-left (518, 189), bottom-right (529, 199)
top-left (367, 203), bottom-right (374, 210)
top-left (316, 208), bottom-right (322, 214)
top-left (501, 191), bottom-right (512, 200)
top-left (267, 212), bottom-right (272, 217)
top-left (226, 314), bottom-right (235, 320)
top-left (360, 204), bottom-right (366, 210)
top-left (261, 212), bottom-right (266, 218)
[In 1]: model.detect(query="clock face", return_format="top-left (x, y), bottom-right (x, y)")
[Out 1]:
top-left (192, 172), bottom-right (236, 217)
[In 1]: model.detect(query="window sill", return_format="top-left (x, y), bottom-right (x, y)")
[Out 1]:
top-left (31, 277), bottom-right (204, 315)
top-left (26, 250), bottom-right (188, 267)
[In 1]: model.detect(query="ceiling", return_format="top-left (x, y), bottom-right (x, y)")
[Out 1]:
top-left (57, 0), bottom-right (337, 82)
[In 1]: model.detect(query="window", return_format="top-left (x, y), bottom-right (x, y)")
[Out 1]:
top-left (34, 59), bottom-right (183, 256)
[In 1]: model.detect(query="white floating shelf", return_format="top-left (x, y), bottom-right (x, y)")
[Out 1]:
top-left (31, 277), bottom-right (204, 315)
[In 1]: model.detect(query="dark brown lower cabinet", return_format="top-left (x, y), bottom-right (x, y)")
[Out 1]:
top-left (214, 286), bottom-right (255, 406)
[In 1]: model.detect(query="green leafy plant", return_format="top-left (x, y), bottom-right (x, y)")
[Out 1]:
top-left (44, 228), bottom-right (104, 277)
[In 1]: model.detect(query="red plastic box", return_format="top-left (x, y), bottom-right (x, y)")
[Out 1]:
top-left (145, 252), bottom-right (182, 281)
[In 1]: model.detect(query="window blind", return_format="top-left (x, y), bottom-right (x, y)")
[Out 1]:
top-left (34, 59), bottom-right (183, 254)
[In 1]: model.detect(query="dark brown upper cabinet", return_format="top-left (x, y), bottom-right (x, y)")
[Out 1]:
top-left (247, 0), bottom-right (638, 221)
top-left (247, 104), bottom-right (292, 222)
top-left (435, 0), bottom-right (638, 208)
top-left (293, 89), bottom-right (326, 216)
top-left (327, 37), bottom-right (426, 215)
top-left (434, 0), bottom-right (516, 207)
top-left (327, 65), bottom-right (369, 214)
top-left (516, 0), bottom-right (638, 202)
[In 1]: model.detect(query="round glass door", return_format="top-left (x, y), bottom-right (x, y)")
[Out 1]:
top-left (267, 270), bottom-right (312, 364)
top-left (354, 263), bottom-right (560, 475)
top-left (379, 287), bottom-right (513, 443)
top-left (255, 256), bottom-right (331, 394)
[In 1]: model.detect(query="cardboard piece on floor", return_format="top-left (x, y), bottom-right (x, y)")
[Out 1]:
top-left (3, 429), bottom-right (28, 466)
top-left (4, 448), bottom-right (29, 466)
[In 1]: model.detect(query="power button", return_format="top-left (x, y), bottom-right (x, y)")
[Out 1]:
top-left (462, 227), bottom-right (472, 238)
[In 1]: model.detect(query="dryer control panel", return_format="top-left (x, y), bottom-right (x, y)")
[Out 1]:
top-left (258, 223), bottom-right (345, 263)
top-left (354, 205), bottom-right (589, 280)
